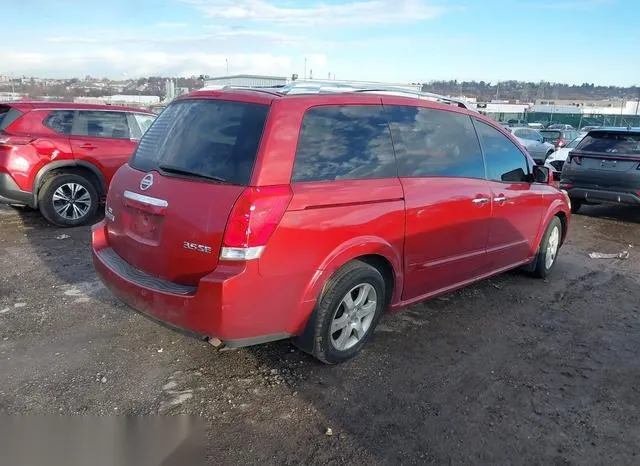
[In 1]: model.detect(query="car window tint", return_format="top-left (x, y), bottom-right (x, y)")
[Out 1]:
top-left (44, 110), bottom-right (74, 135)
top-left (72, 111), bottom-right (130, 139)
top-left (0, 106), bottom-right (23, 131)
top-left (576, 131), bottom-right (640, 155)
top-left (134, 113), bottom-right (156, 135)
top-left (475, 120), bottom-right (530, 183)
top-left (292, 105), bottom-right (396, 182)
top-left (130, 99), bottom-right (268, 186)
top-left (386, 106), bottom-right (484, 179)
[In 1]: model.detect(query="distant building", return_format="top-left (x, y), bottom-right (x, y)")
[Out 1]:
top-left (0, 92), bottom-right (26, 102)
top-left (203, 74), bottom-right (288, 88)
top-left (73, 95), bottom-right (160, 106)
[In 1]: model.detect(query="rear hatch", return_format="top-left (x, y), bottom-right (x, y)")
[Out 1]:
top-left (564, 130), bottom-right (640, 190)
top-left (540, 130), bottom-right (561, 145)
top-left (105, 97), bottom-right (270, 285)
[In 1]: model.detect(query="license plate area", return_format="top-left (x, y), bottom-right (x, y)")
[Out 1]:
top-left (126, 208), bottom-right (163, 245)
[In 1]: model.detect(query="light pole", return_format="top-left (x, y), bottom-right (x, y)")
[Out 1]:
top-left (226, 58), bottom-right (229, 76)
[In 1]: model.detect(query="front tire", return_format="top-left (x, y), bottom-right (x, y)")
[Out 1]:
top-left (531, 216), bottom-right (562, 278)
top-left (308, 260), bottom-right (386, 364)
top-left (38, 173), bottom-right (99, 227)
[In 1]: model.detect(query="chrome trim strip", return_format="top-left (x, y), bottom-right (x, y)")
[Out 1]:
top-left (123, 190), bottom-right (168, 207)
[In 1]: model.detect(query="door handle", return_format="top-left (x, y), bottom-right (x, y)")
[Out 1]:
top-left (472, 197), bottom-right (490, 205)
top-left (79, 143), bottom-right (96, 150)
top-left (494, 196), bottom-right (508, 202)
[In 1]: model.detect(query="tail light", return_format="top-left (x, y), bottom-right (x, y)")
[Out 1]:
top-left (557, 139), bottom-right (566, 147)
top-left (220, 185), bottom-right (293, 261)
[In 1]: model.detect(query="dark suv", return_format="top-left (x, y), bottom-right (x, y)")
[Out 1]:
top-left (0, 102), bottom-right (156, 226)
top-left (560, 127), bottom-right (640, 213)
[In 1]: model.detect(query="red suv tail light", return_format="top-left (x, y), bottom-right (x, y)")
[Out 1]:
top-left (220, 185), bottom-right (293, 261)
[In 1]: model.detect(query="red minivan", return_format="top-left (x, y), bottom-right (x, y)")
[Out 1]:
top-left (92, 84), bottom-right (571, 364)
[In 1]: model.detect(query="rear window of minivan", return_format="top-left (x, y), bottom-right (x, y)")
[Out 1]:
top-left (0, 105), bottom-right (23, 131)
top-left (130, 99), bottom-right (269, 186)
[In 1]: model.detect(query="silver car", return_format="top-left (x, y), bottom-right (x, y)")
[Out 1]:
top-left (509, 127), bottom-right (556, 164)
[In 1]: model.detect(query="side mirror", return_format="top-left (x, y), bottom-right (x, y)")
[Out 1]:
top-left (532, 165), bottom-right (551, 184)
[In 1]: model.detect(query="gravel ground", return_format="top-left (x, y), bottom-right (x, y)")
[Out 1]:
top-left (1, 204), bottom-right (639, 464)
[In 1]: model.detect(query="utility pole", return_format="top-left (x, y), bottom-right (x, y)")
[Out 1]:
top-left (225, 58), bottom-right (229, 75)
top-left (304, 58), bottom-right (307, 80)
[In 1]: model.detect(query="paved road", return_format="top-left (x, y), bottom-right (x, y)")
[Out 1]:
top-left (1, 205), bottom-right (639, 464)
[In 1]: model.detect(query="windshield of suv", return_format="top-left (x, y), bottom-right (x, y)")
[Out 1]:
top-left (576, 132), bottom-right (640, 155)
top-left (129, 99), bottom-right (269, 185)
top-left (0, 105), bottom-right (23, 131)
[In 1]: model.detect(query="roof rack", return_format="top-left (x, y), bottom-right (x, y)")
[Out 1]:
top-left (277, 80), bottom-right (471, 109)
top-left (200, 80), bottom-right (471, 109)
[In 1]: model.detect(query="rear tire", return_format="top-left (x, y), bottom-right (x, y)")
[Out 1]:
top-left (531, 216), bottom-right (562, 279)
top-left (308, 260), bottom-right (386, 364)
top-left (38, 173), bottom-right (99, 227)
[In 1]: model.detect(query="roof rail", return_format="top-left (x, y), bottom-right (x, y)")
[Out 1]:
top-left (278, 80), bottom-right (471, 109)
top-left (199, 80), bottom-right (471, 110)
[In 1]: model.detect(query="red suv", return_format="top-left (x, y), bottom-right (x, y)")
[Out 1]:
top-left (92, 85), bottom-right (571, 364)
top-left (0, 102), bottom-right (156, 226)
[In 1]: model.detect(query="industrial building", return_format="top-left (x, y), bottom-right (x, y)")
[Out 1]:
top-left (203, 74), bottom-right (289, 89)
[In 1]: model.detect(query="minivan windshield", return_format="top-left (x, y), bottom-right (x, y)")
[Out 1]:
top-left (129, 99), bottom-right (269, 186)
top-left (576, 131), bottom-right (640, 155)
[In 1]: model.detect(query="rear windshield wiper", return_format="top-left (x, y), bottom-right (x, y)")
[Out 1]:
top-left (157, 164), bottom-right (229, 183)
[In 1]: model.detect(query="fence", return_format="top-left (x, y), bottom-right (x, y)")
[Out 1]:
top-left (522, 112), bottom-right (640, 129)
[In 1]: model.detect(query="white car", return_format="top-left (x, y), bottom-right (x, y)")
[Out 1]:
top-left (508, 127), bottom-right (556, 165)
top-left (544, 132), bottom-right (587, 173)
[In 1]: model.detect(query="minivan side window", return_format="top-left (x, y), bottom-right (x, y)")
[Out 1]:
top-left (44, 110), bottom-right (74, 135)
top-left (475, 120), bottom-right (530, 183)
top-left (72, 111), bottom-right (130, 140)
top-left (386, 105), bottom-right (485, 179)
top-left (292, 105), bottom-right (396, 182)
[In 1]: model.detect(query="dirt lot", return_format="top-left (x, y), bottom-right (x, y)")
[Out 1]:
top-left (1, 204), bottom-right (639, 464)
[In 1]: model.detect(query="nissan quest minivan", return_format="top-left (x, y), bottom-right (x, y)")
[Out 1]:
top-left (92, 82), bottom-right (571, 364)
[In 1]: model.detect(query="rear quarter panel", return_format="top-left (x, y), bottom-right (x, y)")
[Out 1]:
top-left (1, 109), bottom-right (74, 192)
top-left (258, 179), bottom-right (406, 335)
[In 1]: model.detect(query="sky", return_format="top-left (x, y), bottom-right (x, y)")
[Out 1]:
top-left (2, 0), bottom-right (639, 86)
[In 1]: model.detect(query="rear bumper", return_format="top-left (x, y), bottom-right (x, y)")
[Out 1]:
top-left (563, 186), bottom-right (640, 206)
top-left (0, 173), bottom-right (35, 207)
top-left (91, 221), bottom-right (293, 348)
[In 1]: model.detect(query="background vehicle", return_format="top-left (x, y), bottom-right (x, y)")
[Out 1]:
top-left (92, 83), bottom-right (571, 364)
top-left (560, 127), bottom-right (640, 213)
top-left (547, 124), bottom-right (575, 130)
top-left (540, 128), bottom-right (580, 149)
top-left (580, 125), bottom-right (600, 132)
top-left (0, 102), bottom-right (156, 226)
top-left (509, 127), bottom-right (556, 164)
top-left (544, 132), bottom-right (587, 173)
